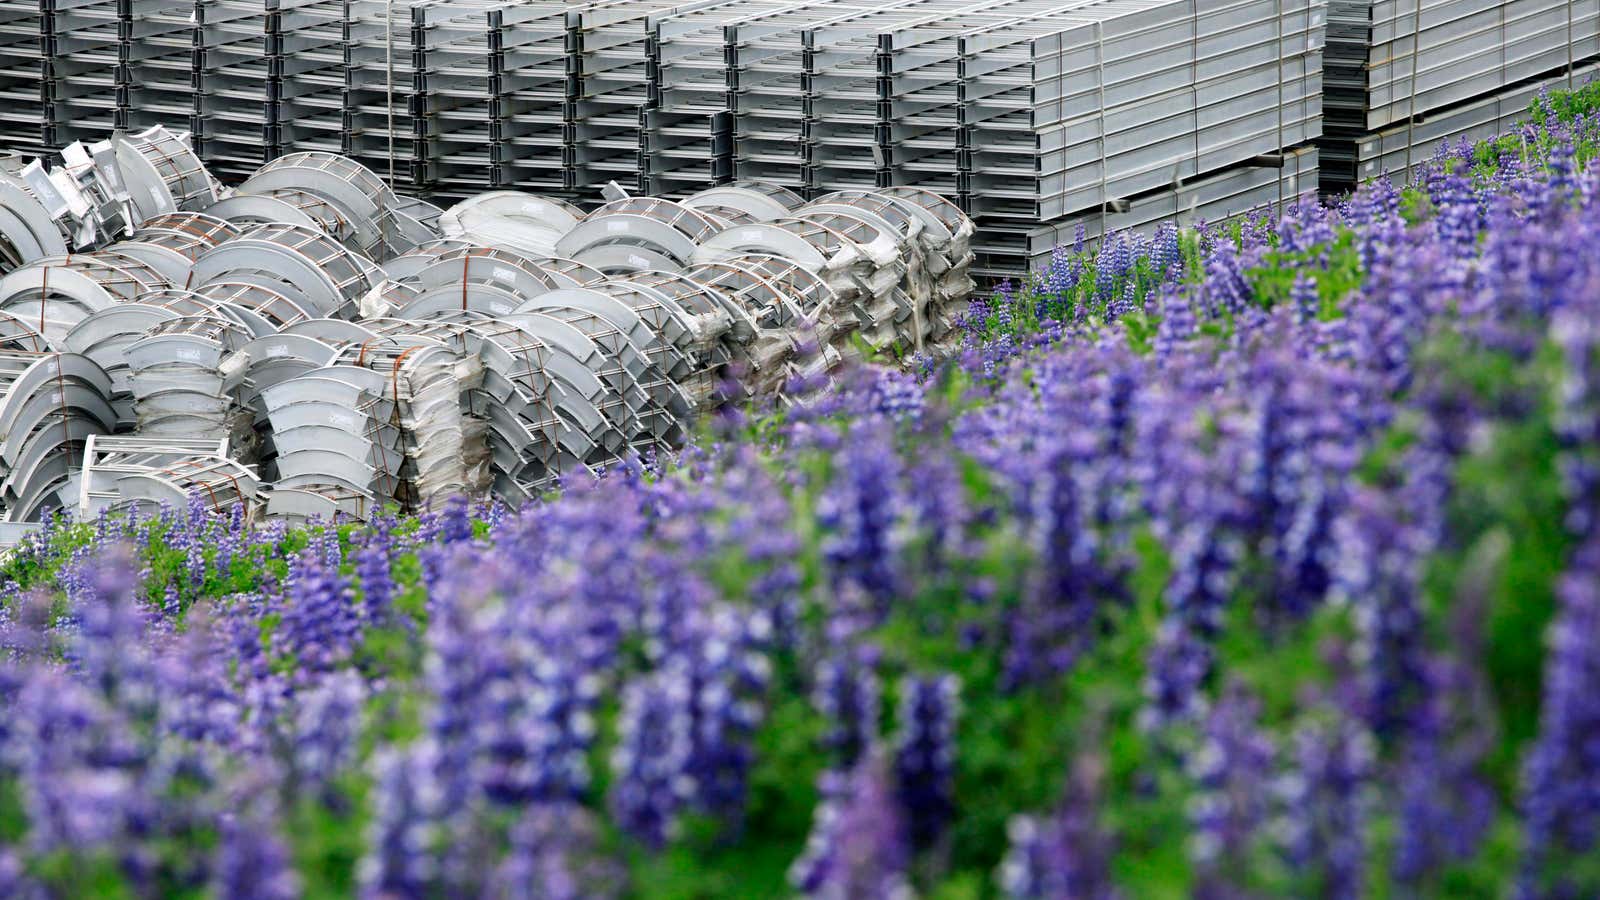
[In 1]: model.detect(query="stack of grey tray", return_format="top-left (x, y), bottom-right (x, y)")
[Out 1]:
top-left (568, 0), bottom-right (694, 195)
top-left (344, 0), bottom-right (424, 191)
top-left (193, 0), bottom-right (279, 181)
top-left (1028, 143), bottom-right (1318, 261)
top-left (122, 0), bottom-right (200, 134)
top-left (1318, 0), bottom-right (1600, 192)
top-left (0, 0), bottom-right (50, 157)
top-left (46, 0), bottom-right (122, 146)
top-left (22, 0), bottom-right (1600, 278)
top-left (490, 0), bottom-right (575, 192)
top-left (959, 0), bottom-right (1323, 275)
top-left (276, 0), bottom-right (345, 156)
top-left (414, 0), bottom-right (498, 200)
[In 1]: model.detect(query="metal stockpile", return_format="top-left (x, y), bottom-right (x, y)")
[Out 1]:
top-left (0, 131), bottom-right (974, 527)
top-left (0, 0), bottom-right (1326, 278)
top-left (1319, 0), bottom-right (1600, 192)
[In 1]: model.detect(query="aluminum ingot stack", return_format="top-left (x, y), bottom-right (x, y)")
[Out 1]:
top-left (1318, 0), bottom-right (1600, 192)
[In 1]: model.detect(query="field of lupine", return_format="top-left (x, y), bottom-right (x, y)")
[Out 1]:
top-left (5, 83), bottom-right (1600, 899)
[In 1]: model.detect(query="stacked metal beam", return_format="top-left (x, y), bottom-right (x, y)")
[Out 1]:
top-left (1319, 0), bottom-right (1600, 192)
top-left (1027, 144), bottom-right (1318, 259)
top-left (414, 0), bottom-right (497, 200)
top-left (490, 0), bottom-right (574, 192)
top-left (959, 0), bottom-right (1324, 275)
top-left (277, 0), bottom-right (346, 155)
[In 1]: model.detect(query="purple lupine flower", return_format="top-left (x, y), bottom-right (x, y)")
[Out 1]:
top-left (609, 669), bottom-right (695, 849)
top-left (1141, 509), bottom-right (1239, 732)
top-left (1337, 488), bottom-right (1431, 743)
top-left (894, 674), bottom-right (959, 850)
top-left (1188, 681), bottom-right (1275, 897)
top-left (7, 670), bottom-right (155, 876)
top-left (997, 754), bottom-right (1118, 900)
top-left (1201, 236), bottom-right (1251, 319)
top-left (790, 754), bottom-right (914, 899)
top-left (1518, 538), bottom-right (1600, 898)
top-left (212, 768), bottom-right (300, 900)
top-left (676, 604), bottom-right (772, 823)
top-left (359, 740), bottom-right (444, 899)
top-left (1274, 704), bottom-right (1375, 900)
top-left (71, 544), bottom-right (158, 724)
top-left (486, 804), bottom-right (624, 900)
top-left (355, 531), bottom-right (395, 627)
top-left (292, 669), bottom-right (366, 803)
top-left (439, 494), bottom-right (475, 545)
top-left (1154, 284), bottom-right (1198, 358)
top-left (1553, 300), bottom-right (1600, 541)
top-left (154, 612), bottom-right (241, 749)
top-left (1291, 273), bottom-right (1319, 327)
top-left (1393, 656), bottom-right (1495, 885)
top-left (814, 647), bottom-right (882, 771)
top-left (817, 418), bottom-right (906, 621)
top-left (1006, 429), bottom-right (1101, 687)
top-left (279, 551), bottom-right (360, 678)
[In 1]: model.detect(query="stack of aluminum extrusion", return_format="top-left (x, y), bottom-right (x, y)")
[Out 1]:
top-left (0, 132), bottom-right (976, 529)
top-left (1318, 0), bottom-right (1600, 192)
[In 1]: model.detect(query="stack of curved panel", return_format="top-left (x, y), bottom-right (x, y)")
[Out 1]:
top-left (0, 142), bottom-right (977, 523)
top-left (0, 251), bottom-right (170, 344)
top-left (125, 314), bottom-right (255, 455)
top-left (259, 356), bottom-right (406, 515)
top-left (331, 328), bottom-right (490, 501)
top-left (0, 161), bottom-right (73, 272)
top-left (0, 349), bottom-right (115, 522)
